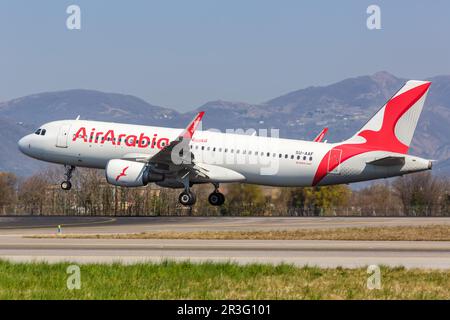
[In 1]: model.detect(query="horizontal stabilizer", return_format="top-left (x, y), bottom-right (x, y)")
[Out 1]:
top-left (367, 156), bottom-right (405, 166)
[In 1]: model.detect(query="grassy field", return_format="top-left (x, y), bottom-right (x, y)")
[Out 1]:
top-left (28, 225), bottom-right (450, 241)
top-left (0, 260), bottom-right (449, 299)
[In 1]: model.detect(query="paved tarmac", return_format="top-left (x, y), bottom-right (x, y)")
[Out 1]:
top-left (1, 216), bottom-right (449, 234)
top-left (1, 216), bottom-right (449, 269)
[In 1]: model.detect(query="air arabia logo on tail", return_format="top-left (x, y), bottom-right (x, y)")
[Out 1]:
top-left (116, 166), bottom-right (129, 181)
top-left (312, 82), bottom-right (431, 186)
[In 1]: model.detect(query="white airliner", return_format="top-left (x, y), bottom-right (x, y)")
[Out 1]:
top-left (18, 80), bottom-right (433, 206)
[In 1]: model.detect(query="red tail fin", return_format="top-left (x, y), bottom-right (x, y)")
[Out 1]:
top-left (347, 80), bottom-right (431, 153)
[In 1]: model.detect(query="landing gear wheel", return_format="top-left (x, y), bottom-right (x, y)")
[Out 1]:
top-left (179, 191), bottom-right (196, 206)
top-left (208, 192), bottom-right (225, 206)
top-left (61, 165), bottom-right (75, 191)
top-left (61, 181), bottom-right (72, 191)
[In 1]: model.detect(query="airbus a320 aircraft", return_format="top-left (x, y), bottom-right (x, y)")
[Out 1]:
top-left (18, 80), bottom-right (433, 206)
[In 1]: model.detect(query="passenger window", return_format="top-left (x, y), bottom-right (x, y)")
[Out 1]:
top-left (297, 155), bottom-right (300, 160)
top-left (248, 151), bottom-right (252, 155)
top-left (201, 146), bottom-right (205, 150)
top-left (279, 154), bottom-right (282, 158)
top-left (285, 154), bottom-right (288, 159)
top-left (291, 155), bottom-right (294, 159)
top-left (309, 157), bottom-right (313, 161)
top-left (303, 156), bottom-right (306, 160)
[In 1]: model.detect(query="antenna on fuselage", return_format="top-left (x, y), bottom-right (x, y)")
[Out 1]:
top-left (75, 115), bottom-right (80, 120)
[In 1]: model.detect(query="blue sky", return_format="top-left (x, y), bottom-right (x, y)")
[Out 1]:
top-left (1, 0), bottom-right (449, 111)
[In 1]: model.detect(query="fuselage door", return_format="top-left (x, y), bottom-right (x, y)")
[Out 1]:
top-left (56, 124), bottom-right (71, 148)
top-left (327, 148), bottom-right (342, 174)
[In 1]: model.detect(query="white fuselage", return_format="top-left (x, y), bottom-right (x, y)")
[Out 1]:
top-left (18, 119), bottom-right (431, 187)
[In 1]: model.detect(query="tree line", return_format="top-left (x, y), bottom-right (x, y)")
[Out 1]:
top-left (0, 167), bottom-right (449, 216)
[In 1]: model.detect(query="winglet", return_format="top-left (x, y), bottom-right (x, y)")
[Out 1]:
top-left (182, 111), bottom-right (205, 139)
top-left (313, 127), bottom-right (328, 142)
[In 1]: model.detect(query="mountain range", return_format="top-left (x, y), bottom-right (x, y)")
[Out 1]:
top-left (1, 71), bottom-right (449, 177)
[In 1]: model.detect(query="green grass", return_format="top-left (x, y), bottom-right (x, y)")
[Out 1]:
top-left (0, 260), bottom-right (449, 299)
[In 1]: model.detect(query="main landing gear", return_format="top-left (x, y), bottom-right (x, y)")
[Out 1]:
top-left (208, 184), bottom-right (225, 206)
top-left (178, 174), bottom-right (197, 206)
top-left (61, 165), bottom-right (75, 191)
top-left (177, 180), bottom-right (225, 207)
top-left (179, 190), bottom-right (197, 206)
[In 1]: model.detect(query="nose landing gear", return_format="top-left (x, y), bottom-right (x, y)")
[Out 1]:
top-left (61, 165), bottom-right (75, 191)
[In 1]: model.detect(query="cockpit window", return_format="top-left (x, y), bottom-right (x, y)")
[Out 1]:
top-left (41, 129), bottom-right (46, 136)
top-left (35, 129), bottom-right (41, 135)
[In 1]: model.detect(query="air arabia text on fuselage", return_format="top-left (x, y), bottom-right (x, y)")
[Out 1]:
top-left (72, 127), bottom-right (170, 149)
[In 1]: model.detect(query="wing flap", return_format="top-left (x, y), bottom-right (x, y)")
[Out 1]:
top-left (193, 163), bottom-right (246, 182)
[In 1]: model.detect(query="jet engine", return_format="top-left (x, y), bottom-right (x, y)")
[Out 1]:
top-left (105, 159), bottom-right (164, 187)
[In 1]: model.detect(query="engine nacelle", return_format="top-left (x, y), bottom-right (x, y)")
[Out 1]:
top-left (105, 159), bottom-right (164, 187)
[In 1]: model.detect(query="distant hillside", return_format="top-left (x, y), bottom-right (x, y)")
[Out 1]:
top-left (0, 89), bottom-right (178, 130)
top-left (1, 72), bottom-right (449, 176)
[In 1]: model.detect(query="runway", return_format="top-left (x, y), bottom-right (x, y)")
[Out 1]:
top-left (1, 216), bottom-right (449, 234)
top-left (1, 216), bottom-right (450, 269)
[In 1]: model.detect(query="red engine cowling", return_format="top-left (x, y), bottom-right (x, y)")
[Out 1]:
top-left (105, 159), bottom-right (164, 187)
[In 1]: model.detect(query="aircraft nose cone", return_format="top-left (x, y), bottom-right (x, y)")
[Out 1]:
top-left (18, 135), bottom-right (30, 154)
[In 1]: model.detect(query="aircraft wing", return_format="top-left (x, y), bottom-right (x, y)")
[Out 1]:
top-left (124, 111), bottom-right (245, 183)
top-left (149, 111), bottom-right (205, 165)
top-left (122, 112), bottom-right (245, 182)
top-left (121, 112), bottom-right (204, 167)
top-left (313, 127), bottom-right (328, 142)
